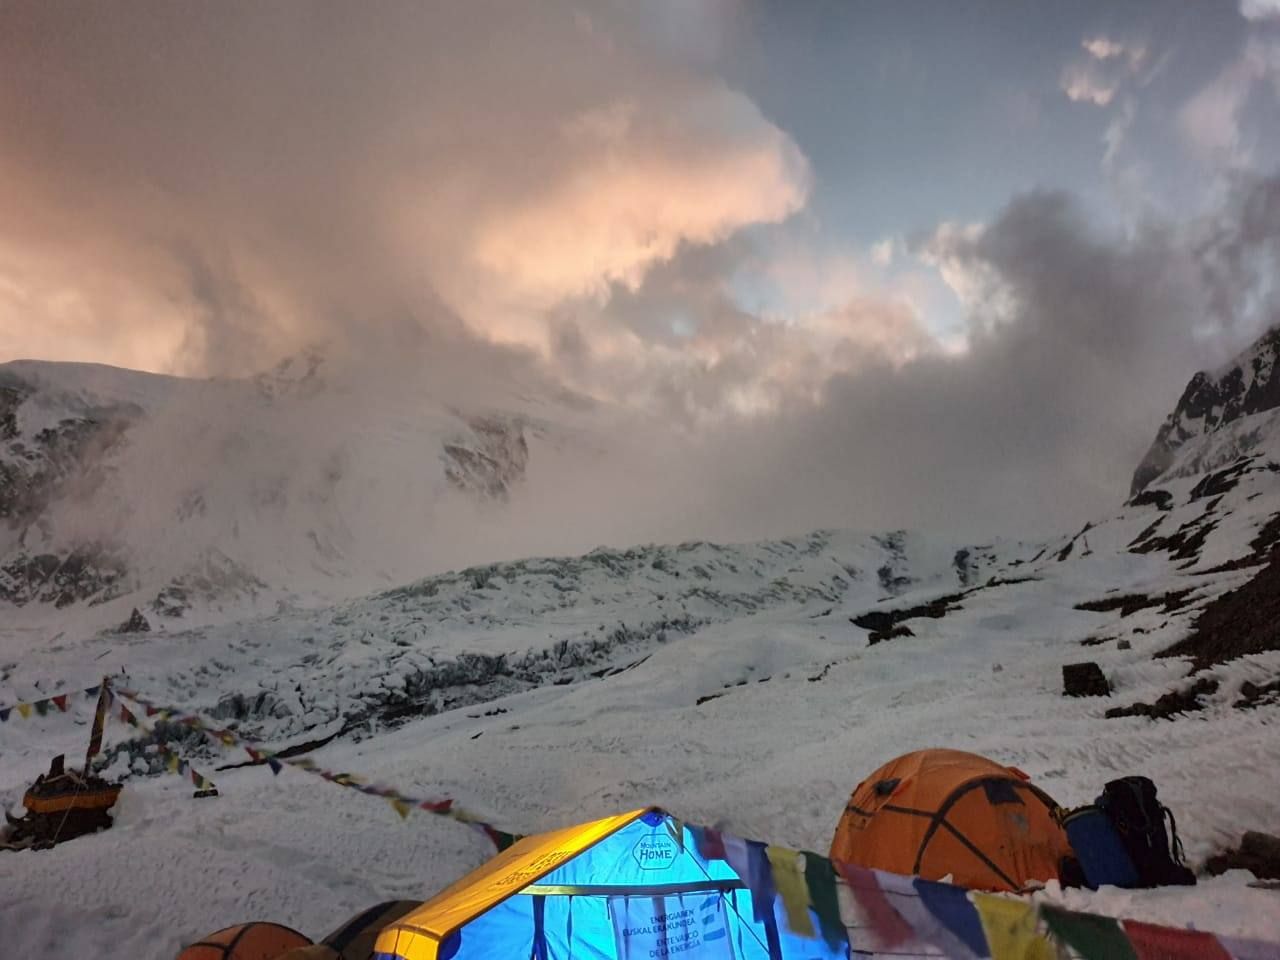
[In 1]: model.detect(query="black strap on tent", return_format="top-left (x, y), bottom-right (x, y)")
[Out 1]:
top-left (844, 802), bottom-right (935, 819)
top-left (933, 820), bottom-right (1019, 890)
top-left (911, 776), bottom-right (1051, 889)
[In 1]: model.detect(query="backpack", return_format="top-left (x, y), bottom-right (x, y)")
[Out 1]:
top-left (1096, 776), bottom-right (1195, 887)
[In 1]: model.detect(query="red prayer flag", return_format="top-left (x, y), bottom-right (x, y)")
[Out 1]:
top-left (52, 694), bottom-right (68, 712)
top-left (1123, 920), bottom-right (1233, 960)
top-left (84, 682), bottom-right (111, 769)
top-left (695, 826), bottom-right (727, 861)
top-left (833, 861), bottom-right (913, 950)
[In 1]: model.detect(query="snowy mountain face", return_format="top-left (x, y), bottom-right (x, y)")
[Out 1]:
top-left (0, 354), bottom-right (583, 629)
top-left (3, 341), bottom-right (1280, 958)
top-left (1132, 324), bottom-right (1280, 493)
top-left (0, 366), bottom-right (146, 608)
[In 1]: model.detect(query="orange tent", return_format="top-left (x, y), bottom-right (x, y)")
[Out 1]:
top-left (176, 922), bottom-right (311, 960)
top-left (830, 748), bottom-right (1072, 892)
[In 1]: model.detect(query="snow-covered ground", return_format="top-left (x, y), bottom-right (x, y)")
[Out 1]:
top-left (2, 447), bottom-right (1279, 957)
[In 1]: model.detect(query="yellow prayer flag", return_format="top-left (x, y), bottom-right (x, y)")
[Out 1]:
top-left (765, 846), bottom-right (816, 938)
top-left (389, 797), bottom-right (412, 819)
top-left (973, 893), bottom-right (1058, 960)
top-left (167, 751), bottom-right (181, 773)
top-left (17, 703), bottom-right (31, 719)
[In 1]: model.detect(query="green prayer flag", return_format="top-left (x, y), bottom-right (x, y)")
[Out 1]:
top-left (801, 851), bottom-right (848, 951)
top-left (493, 829), bottom-right (519, 851)
top-left (1042, 905), bottom-right (1138, 960)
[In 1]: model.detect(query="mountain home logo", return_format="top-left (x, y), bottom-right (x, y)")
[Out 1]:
top-left (632, 832), bottom-right (678, 870)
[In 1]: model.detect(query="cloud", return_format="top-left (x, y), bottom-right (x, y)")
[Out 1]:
top-left (0, 1), bottom-right (807, 376)
top-left (1194, 172), bottom-right (1280, 333)
top-left (467, 88), bottom-right (808, 314)
top-left (917, 222), bottom-right (1017, 331)
top-left (4, 3), bottom-right (1280, 554)
top-left (870, 238), bottom-right (896, 267)
top-left (643, 180), bottom-right (1278, 542)
top-left (1083, 37), bottom-right (1128, 61)
top-left (1241, 0), bottom-right (1280, 21)
top-left (1179, 37), bottom-right (1280, 168)
top-left (1060, 35), bottom-right (1148, 107)
top-left (540, 238), bottom-right (933, 425)
top-left (519, 178), bottom-right (1280, 548)
top-left (1061, 62), bottom-right (1120, 106)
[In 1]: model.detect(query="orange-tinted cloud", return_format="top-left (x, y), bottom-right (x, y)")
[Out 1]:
top-left (0, 1), bottom-right (809, 383)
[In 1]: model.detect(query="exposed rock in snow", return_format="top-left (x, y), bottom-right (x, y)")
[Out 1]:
top-left (440, 415), bottom-right (529, 501)
top-left (119, 608), bottom-right (151, 633)
top-left (1062, 661), bottom-right (1110, 697)
top-left (0, 544), bottom-right (130, 608)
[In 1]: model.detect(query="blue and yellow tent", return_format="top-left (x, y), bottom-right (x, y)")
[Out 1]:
top-left (374, 808), bottom-right (847, 960)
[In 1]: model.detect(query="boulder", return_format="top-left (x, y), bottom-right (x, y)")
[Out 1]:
top-left (1063, 662), bottom-right (1110, 697)
top-left (1205, 831), bottom-right (1280, 880)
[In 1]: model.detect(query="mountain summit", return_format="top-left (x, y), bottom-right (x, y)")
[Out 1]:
top-left (1132, 325), bottom-right (1280, 494)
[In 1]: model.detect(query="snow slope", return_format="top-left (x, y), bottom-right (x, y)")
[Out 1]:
top-left (2, 445), bottom-right (1279, 957)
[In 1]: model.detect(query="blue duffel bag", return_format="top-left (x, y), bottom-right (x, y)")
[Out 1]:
top-left (1062, 805), bottom-right (1141, 889)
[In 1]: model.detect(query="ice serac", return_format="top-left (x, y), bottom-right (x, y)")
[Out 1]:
top-left (1132, 325), bottom-right (1280, 493)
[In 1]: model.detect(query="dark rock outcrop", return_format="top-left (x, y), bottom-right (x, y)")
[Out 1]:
top-left (119, 608), bottom-right (151, 633)
top-left (1126, 488), bottom-right (1173, 511)
top-left (0, 371), bottom-right (139, 528)
top-left (1158, 555), bottom-right (1280, 670)
top-left (868, 624), bottom-right (915, 646)
top-left (1106, 677), bottom-right (1219, 719)
top-left (1074, 589), bottom-right (1194, 618)
top-left (1063, 662), bottom-right (1110, 697)
top-left (1132, 325), bottom-right (1280, 493)
top-left (851, 591), bottom-right (965, 636)
top-left (441, 415), bottom-right (529, 501)
top-left (0, 546), bottom-right (129, 607)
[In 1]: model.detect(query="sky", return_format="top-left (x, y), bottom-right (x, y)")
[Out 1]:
top-left (3, 0), bottom-right (1280, 542)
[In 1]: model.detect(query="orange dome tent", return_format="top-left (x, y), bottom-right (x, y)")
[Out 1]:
top-left (176, 922), bottom-right (312, 960)
top-left (830, 748), bottom-right (1072, 892)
